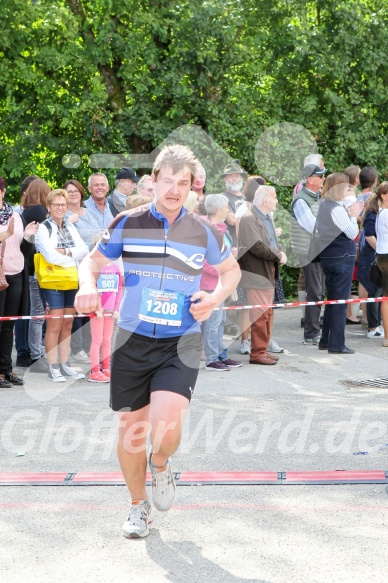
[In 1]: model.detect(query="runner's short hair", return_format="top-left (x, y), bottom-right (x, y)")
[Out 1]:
top-left (152, 145), bottom-right (200, 184)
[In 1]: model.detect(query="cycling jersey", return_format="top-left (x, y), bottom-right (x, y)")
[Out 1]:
top-left (97, 202), bottom-right (230, 338)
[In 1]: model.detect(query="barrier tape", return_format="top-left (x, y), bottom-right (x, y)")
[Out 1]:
top-left (0, 296), bottom-right (386, 321)
top-left (218, 296), bottom-right (388, 311)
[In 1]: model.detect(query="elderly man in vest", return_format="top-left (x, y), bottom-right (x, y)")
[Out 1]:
top-left (238, 185), bottom-right (287, 365)
top-left (291, 163), bottom-right (327, 345)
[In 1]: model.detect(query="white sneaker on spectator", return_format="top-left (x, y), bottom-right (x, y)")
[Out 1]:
top-left (71, 350), bottom-right (90, 363)
top-left (59, 362), bottom-right (85, 380)
top-left (239, 340), bottom-right (250, 354)
top-left (268, 339), bottom-right (284, 353)
top-left (367, 327), bottom-right (383, 338)
top-left (48, 365), bottom-right (66, 383)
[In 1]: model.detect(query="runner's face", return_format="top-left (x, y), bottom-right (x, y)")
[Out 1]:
top-left (152, 166), bottom-right (192, 217)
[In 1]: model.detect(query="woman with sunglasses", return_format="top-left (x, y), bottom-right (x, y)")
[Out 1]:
top-left (35, 189), bottom-right (89, 382)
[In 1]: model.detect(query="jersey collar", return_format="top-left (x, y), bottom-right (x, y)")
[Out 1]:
top-left (150, 201), bottom-right (186, 224)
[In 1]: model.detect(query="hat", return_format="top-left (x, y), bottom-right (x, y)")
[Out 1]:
top-left (220, 162), bottom-right (247, 179)
top-left (115, 167), bottom-right (139, 182)
top-left (301, 164), bottom-right (327, 179)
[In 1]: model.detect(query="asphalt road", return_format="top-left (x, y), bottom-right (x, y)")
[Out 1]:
top-left (1, 306), bottom-right (388, 582)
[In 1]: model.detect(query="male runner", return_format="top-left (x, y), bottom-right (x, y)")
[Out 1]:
top-left (74, 145), bottom-right (241, 538)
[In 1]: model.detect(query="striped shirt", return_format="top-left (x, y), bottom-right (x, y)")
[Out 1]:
top-left (84, 197), bottom-right (114, 232)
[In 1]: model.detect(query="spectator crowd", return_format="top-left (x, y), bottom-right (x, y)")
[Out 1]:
top-left (0, 155), bottom-right (387, 388)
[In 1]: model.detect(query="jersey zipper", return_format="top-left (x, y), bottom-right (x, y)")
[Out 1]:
top-left (152, 223), bottom-right (169, 338)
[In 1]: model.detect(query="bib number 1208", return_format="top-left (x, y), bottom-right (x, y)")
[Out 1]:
top-left (139, 288), bottom-right (184, 326)
top-left (146, 300), bottom-right (178, 316)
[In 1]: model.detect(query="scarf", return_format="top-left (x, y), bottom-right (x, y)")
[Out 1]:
top-left (0, 201), bottom-right (13, 226)
top-left (111, 189), bottom-right (127, 214)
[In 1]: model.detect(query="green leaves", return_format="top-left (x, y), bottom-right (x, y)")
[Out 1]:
top-left (1, 0), bottom-right (388, 205)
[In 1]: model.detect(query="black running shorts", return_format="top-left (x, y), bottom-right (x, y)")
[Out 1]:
top-left (110, 329), bottom-right (203, 412)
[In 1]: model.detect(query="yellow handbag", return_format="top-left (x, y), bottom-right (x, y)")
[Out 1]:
top-left (34, 253), bottom-right (79, 290)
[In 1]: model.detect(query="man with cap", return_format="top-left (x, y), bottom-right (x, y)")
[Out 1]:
top-left (107, 167), bottom-right (139, 218)
top-left (291, 163), bottom-right (327, 345)
top-left (220, 160), bottom-right (247, 247)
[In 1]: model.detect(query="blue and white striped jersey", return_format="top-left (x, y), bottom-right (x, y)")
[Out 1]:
top-left (97, 202), bottom-right (230, 338)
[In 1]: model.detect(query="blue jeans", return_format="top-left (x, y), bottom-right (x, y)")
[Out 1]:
top-left (320, 254), bottom-right (355, 351)
top-left (15, 319), bottom-right (30, 358)
top-left (39, 288), bottom-right (78, 310)
top-left (28, 276), bottom-right (45, 360)
top-left (202, 303), bottom-right (228, 364)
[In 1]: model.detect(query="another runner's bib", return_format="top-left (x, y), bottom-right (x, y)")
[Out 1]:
top-left (139, 288), bottom-right (184, 326)
top-left (97, 273), bottom-right (119, 293)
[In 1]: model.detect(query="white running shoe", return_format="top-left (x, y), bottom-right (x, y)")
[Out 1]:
top-left (122, 500), bottom-right (154, 539)
top-left (48, 365), bottom-right (66, 383)
top-left (149, 452), bottom-right (176, 512)
top-left (59, 362), bottom-right (85, 380)
top-left (268, 339), bottom-right (284, 353)
top-left (239, 339), bottom-right (250, 354)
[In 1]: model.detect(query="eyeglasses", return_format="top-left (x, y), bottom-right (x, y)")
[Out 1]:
top-left (51, 203), bottom-right (67, 208)
top-left (66, 190), bottom-right (80, 195)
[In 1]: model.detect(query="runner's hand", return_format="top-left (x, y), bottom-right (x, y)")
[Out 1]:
top-left (74, 284), bottom-right (101, 315)
top-left (189, 290), bottom-right (217, 322)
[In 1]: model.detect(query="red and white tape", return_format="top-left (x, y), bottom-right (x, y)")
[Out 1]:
top-left (217, 296), bottom-right (388, 311)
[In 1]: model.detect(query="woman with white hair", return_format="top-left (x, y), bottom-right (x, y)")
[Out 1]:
top-left (200, 193), bottom-right (242, 371)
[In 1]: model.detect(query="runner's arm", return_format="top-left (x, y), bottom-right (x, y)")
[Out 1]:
top-left (74, 248), bottom-right (112, 314)
top-left (190, 254), bottom-right (241, 321)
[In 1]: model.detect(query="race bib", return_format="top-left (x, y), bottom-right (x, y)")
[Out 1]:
top-left (139, 288), bottom-right (184, 326)
top-left (97, 273), bottom-right (119, 293)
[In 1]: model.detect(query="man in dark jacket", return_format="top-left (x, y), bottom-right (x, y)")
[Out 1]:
top-left (238, 186), bottom-right (287, 365)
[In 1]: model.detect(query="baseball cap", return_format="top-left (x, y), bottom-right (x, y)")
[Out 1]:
top-left (115, 167), bottom-right (139, 182)
top-left (301, 164), bottom-right (327, 179)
